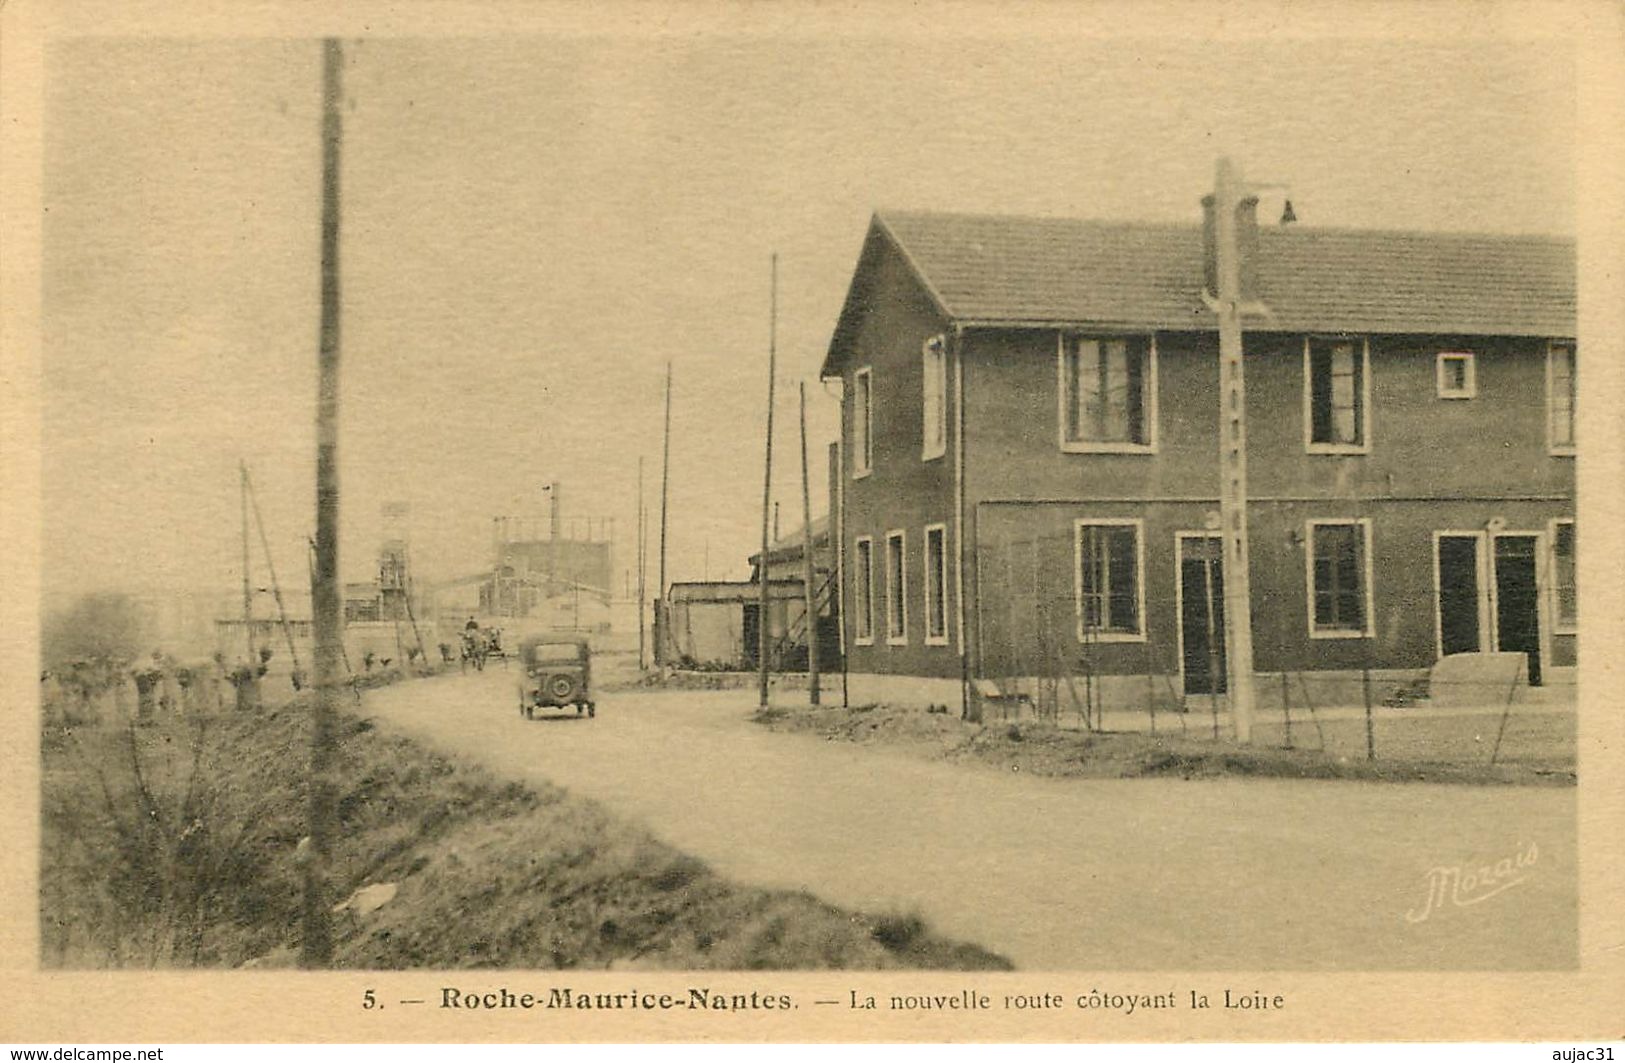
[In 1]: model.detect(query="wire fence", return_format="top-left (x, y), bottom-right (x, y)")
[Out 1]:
top-left (970, 530), bottom-right (1576, 773)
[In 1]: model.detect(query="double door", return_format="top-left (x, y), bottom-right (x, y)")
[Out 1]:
top-left (1434, 531), bottom-right (1544, 686)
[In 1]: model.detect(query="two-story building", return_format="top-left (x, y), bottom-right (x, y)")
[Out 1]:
top-left (821, 206), bottom-right (1576, 711)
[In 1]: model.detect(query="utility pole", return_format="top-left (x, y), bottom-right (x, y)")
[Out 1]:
top-left (240, 464), bottom-right (255, 660)
top-left (658, 362), bottom-right (672, 668)
top-left (1203, 156), bottom-right (1269, 744)
top-left (304, 36), bottom-right (344, 968)
top-left (636, 456), bottom-right (646, 671)
top-left (799, 381), bottom-right (819, 705)
top-left (546, 481), bottom-right (561, 598)
top-left (757, 254), bottom-right (778, 708)
top-left (244, 462), bottom-right (305, 686)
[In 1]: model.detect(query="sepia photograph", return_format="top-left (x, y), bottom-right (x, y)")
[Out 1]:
top-left (4, 0), bottom-right (1622, 1047)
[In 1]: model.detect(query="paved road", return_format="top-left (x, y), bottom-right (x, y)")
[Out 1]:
top-left (363, 668), bottom-right (1576, 970)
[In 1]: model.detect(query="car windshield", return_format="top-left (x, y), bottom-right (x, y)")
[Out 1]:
top-left (530, 643), bottom-right (583, 664)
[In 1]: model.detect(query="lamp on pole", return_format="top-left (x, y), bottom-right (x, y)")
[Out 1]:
top-left (1201, 156), bottom-right (1282, 745)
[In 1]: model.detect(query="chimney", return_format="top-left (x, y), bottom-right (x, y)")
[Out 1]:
top-left (1202, 192), bottom-right (1261, 303)
top-left (1236, 194), bottom-right (1259, 302)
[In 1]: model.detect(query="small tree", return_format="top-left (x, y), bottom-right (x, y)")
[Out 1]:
top-left (42, 593), bottom-right (146, 669)
top-left (131, 663), bottom-right (162, 725)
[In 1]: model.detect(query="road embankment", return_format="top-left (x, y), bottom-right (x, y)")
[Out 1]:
top-left (40, 686), bottom-right (1011, 971)
top-left (751, 701), bottom-right (1576, 786)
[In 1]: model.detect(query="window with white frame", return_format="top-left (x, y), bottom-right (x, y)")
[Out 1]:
top-left (1548, 341), bottom-right (1576, 453)
top-left (922, 335), bottom-right (947, 461)
top-left (1308, 520), bottom-right (1373, 637)
top-left (1552, 519), bottom-right (1576, 632)
top-left (924, 524), bottom-right (948, 644)
top-left (885, 530), bottom-right (907, 643)
top-left (1060, 335), bottom-right (1154, 450)
top-left (853, 537), bottom-right (874, 644)
top-left (1075, 520), bottom-right (1143, 640)
top-left (1305, 337), bottom-right (1369, 451)
top-left (1436, 352), bottom-right (1476, 399)
top-left (853, 367), bottom-right (873, 476)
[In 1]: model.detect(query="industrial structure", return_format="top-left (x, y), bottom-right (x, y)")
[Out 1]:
top-left (427, 483), bottom-right (619, 632)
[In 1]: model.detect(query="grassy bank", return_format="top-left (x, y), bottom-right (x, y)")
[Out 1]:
top-left (751, 702), bottom-right (1576, 786)
top-left (40, 691), bottom-right (1010, 970)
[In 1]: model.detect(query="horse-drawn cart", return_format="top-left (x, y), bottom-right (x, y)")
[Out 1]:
top-left (459, 626), bottom-right (507, 671)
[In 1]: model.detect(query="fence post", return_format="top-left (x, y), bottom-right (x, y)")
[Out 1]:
top-left (1362, 665), bottom-right (1375, 762)
top-left (1295, 672), bottom-right (1327, 750)
top-left (1489, 654), bottom-right (1525, 767)
top-left (1160, 672), bottom-right (1189, 734)
top-left (1002, 534), bottom-right (1020, 720)
top-left (1143, 638), bottom-right (1156, 736)
top-left (1280, 670), bottom-right (1292, 749)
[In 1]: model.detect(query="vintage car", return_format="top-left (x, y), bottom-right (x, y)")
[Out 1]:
top-left (517, 634), bottom-right (594, 719)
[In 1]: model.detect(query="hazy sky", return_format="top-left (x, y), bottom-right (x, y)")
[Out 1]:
top-left (41, 33), bottom-right (1575, 604)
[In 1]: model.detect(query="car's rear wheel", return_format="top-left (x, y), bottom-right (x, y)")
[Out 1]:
top-left (548, 675), bottom-right (576, 702)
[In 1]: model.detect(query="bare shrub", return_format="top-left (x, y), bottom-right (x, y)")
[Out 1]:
top-left (42, 716), bottom-right (269, 967)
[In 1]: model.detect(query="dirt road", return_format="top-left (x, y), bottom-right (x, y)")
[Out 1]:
top-left (363, 667), bottom-right (1576, 970)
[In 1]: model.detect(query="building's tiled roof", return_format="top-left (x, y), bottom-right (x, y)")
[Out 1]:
top-left (861, 209), bottom-right (1575, 341)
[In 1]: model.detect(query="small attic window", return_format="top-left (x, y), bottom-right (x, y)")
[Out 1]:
top-left (1436, 352), bottom-right (1476, 399)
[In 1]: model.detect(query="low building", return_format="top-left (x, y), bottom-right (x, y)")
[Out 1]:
top-left (663, 579), bottom-right (809, 670)
top-left (746, 515), bottom-right (842, 671)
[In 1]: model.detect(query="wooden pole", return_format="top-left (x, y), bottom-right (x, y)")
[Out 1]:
top-left (1003, 534), bottom-right (1019, 711)
top-left (1362, 664), bottom-right (1375, 761)
top-left (799, 382), bottom-right (819, 705)
top-left (636, 455), bottom-right (646, 671)
top-left (244, 463), bottom-right (306, 686)
top-left (758, 254), bottom-right (778, 708)
top-left (240, 463), bottom-right (255, 660)
top-left (658, 362), bottom-right (672, 667)
top-left (402, 558), bottom-right (428, 669)
top-left (303, 36), bottom-right (344, 969)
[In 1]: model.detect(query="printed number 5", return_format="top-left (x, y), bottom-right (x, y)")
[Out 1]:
top-left (363, 989), bottom-right (378, 1010)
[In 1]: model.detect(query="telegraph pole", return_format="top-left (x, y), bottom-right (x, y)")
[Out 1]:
top-left (304, 36), bottom-right (344, 968)
top-left (1206, 156), bottom-right (1259, 743)
top-left (244, 462), bottom-right (306, 686)
top-left (657, 363), bottom-right (672, 668)
top-left (636, 456), bottom-right (646, 671)
top-left (798, 382), bottom-right (820, 705)
top-left (240, 464), bottom-right (255, 660)
top-left (757, 254), bottom-right (778, 708)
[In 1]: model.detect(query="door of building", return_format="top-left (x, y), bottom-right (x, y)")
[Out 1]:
top-left (1493, 534), bottom-right (1542, 687)
top-left (1435, 533), bottom-right (1487, 657)
top-left (1178, 534), bottom-right (1227, 695)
